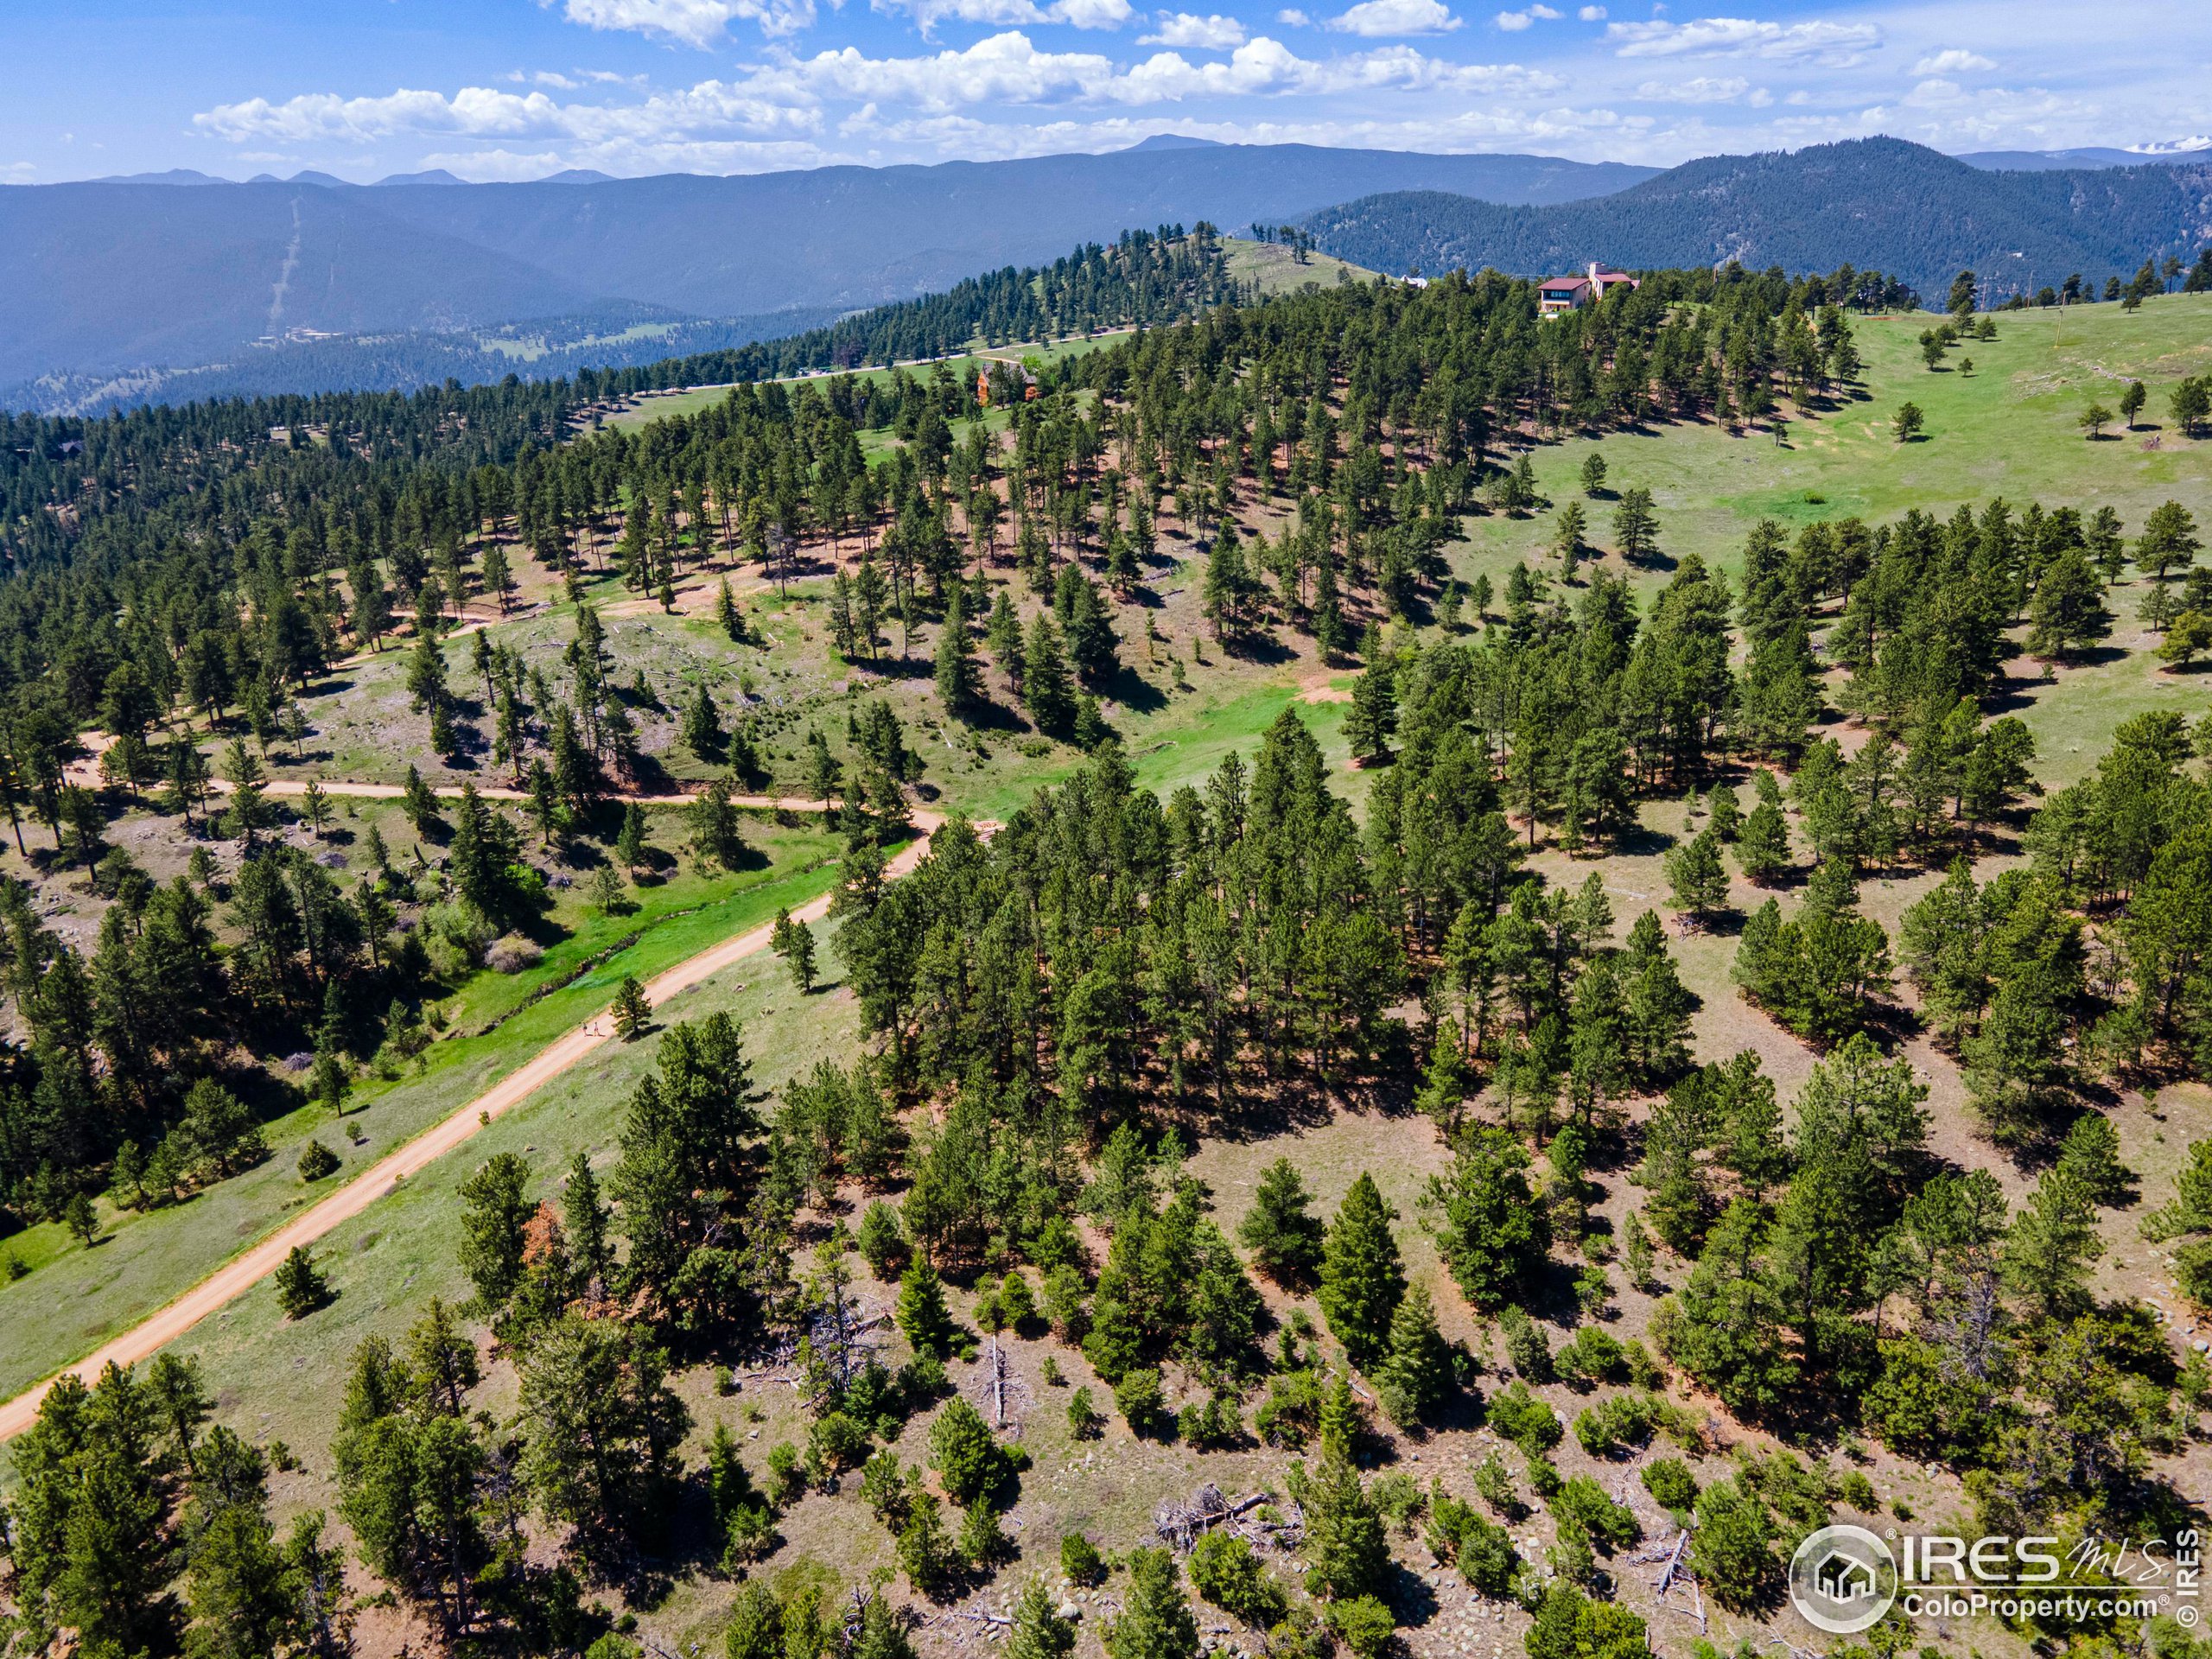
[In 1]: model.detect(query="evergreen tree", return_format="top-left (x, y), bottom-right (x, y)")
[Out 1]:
top-left (1425, 1128), bottom-right (1550, 1310)
top-left (2004, 1161), bottom-right (2104, 1318)
top-left (1665, 828), bottom-right (1729, 925)
top-left (1107, 1548), bottom-right (1201, 1659)
top-left (935, 589), bottom-right (981, 721)
top-left (897, 1258), bottom-right (958, 1357)
top-left (1239, 1156), bottom-right (1326, 1284)
top-left (1008, 1577), bottom-right (1077, 1659)
top-left (459, 1151), bottom-right (533, 1311)
top-left (1021, 612), bottom-right (1076, 733)
top-left (1300, 1451), bottom-right (1389, 1601)
top-left (1650, 1199), bottom-right (1795, 1414)
top-left (682, 682), bottom-right (726, 763)
top-left (1319, 1173), bottom-right (1406, 1370)
top-left (1735, 796), bottom-right (1790, 884)
top-left (1611, 487), bottom-right (1658, 563)
top-left (612, 974), bottom-right (652, 1039)
top-left (275, 1246), bottom-right (333, 1318)
top-left (1343, 658), bottom-right (1397, 765)
top-left (1376, 1283), bottom-right (1453, 1427)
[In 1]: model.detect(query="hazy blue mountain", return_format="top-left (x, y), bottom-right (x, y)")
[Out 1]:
top-left (0, 143), bottom-right (1652, 397)
top-left (1961, 143), bottom-right (2212, 171)
top-left (90, 168), bottom-right (226, 186)
top-left (1301, 137), bottom-right (2212, 300)
top-left (0, 183), bottom-right (594, 387)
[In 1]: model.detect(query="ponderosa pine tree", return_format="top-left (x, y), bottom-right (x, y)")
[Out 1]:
top-left (897, 1258), bottom-right (958, 1357)
top-left (1665, 828), bottom-right (1729, 926)
top-left (1299, 1449), bottom-right (1389, 1601)
top-left (934, 589), bottom-right (980, 721)
top-left (457, 1151), bottom-right (532, 1311)
top-left (1107, 1549), bottom-right (1201, 1659)
top-left (1319, 1173), bottom-right (1406, 1370)
top-left (1425, 1128), bottom-right (1550, 1310)
top-left (1239, 1156), bottom-right (1326, 1284)
top-left (1376, 1282), bottom-right (1453, 1427)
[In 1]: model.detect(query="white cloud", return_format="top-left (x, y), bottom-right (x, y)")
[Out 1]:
top-left (1634, 73), bottom-right (1747, 101)
top-left (1495, 3), bottom-right (1558, 28)
top-left (554, 0), bottom-right (816, 45)
top-left (1910, 48), bottom-right (1993, 76)
top-left (1327, 0), bottom-right (1459, 36)
top-left (194, 81), bottom-right (822, 146)
top-left (763, 29), bottom-right (1546, 103)
top-left (1576, 3), bottom-right (1603, 16)
top-left (868, 0), bottom-right (1135, 36)
top-left (1140, 11), bottom-right (1248, 46)
top-left (1276, 7), bottom-right (1310, 19)
top-left (1606, 16), bottom-right (1879, 64)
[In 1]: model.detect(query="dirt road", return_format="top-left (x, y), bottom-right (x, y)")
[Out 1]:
top-left (0, 809), bottom-right (950, 1442)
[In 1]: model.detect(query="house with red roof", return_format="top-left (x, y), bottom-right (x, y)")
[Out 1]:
top-left (1539, 263), bottom-right (1641, 316)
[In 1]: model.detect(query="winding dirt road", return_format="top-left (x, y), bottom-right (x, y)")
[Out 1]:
top-left (0, 802), bottom-right (951, 1442)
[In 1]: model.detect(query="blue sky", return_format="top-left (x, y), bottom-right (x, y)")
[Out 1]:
top-left (4, 0), bottom-right (2207, 182)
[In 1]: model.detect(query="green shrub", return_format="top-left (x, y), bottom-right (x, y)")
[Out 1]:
top-left (1487, 1382), bottom-right (1561, 1455)
top-left (1689, 1481), bottom-right (1778, 1611)
top-left (1499, 1307), bottom-right (1554, 1381)
top-left (809, 1410), bottom-right (871, 1475)
top-left (1068, 1387), bottom-right (1103, 1440)
top-left (1554, 1325), bottom-right (1624, 1386)
top-left (1427, 1492), bottom-right (1520, 1594)
top-left (1641, 1458), bottom-right (1699, 1511)
top-left (766, 1441), bottom-right (805, 1503)
top-left (999, 1270), bottom-right (1039, 1331)
top-left (1369, 1471), bottom-right (1425, 1533)
top-left (1190, 1530), bottom-right (1287, 1627)
top-left (296, 1139), bottom-right (340, 1181)
top-left (1177, 1393), bottom-right (1243, 1449)
top-left (1114, 1368), bottom-right (1167, 1437)
top-left (1327, 1595), bottom-right (1396, 1659)
top-left (857, 1199), bottom-right (908, 1278)
top-left (1572, 1390), bottom-right (1661, 1456)
top-left (274, 1246), bottom-right (333, 1319)
top-left (1549, 1477), bottom-right (1638, 1551)
top-left (1470, 1453), bottom-right (1520, 1516)
top-left (1061, 1531), bottom-right (1105, 1586)
top-left (1255, 1369), bottom-right (1321, 1448)
top-left (929, 1397), bottom-right (1012, 1507)
top-left (861, 1451), bottom-right (911, 1527)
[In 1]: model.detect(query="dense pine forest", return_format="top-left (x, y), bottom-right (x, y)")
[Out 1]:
top-left (3, 237), bottom-right (2210, 1659)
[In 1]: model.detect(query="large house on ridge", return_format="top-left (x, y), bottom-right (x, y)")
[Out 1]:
top-left (1540, 263), bottom-right (1641, 315)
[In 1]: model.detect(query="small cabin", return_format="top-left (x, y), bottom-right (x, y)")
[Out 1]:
top-left (1539, 263), bottom-right (1640, 315)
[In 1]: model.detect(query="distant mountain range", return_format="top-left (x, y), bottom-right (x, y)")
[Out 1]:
top-left (0, 142), bottom-right (1651, 405)
top-left (1960, 141), bottom-right (2212, 172)
top-left (1301, 137), bottom-right (2212, 301)
top-left (12, 134), bottom-right (2212, 416)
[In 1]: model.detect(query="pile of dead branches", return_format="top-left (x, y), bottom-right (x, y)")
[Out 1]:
top-left (1154, 1484), bottom-right (1299, 1553)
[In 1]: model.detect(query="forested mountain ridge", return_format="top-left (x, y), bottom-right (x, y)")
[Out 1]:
top-left (0, 142), bottom-right (1651, 400)
top-left (1303, 136), bottom-right (2212, 299)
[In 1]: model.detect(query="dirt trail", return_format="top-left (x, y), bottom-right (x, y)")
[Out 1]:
top-left (0, 808), bottom-right (956, 1442)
